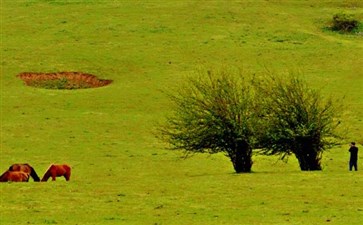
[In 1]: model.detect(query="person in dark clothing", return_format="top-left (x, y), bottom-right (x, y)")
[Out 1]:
top-left (349, 142), bottom-right (358, 171)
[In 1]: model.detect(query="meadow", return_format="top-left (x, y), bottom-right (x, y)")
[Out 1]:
top-left (1, 0), bottom-right (362, 224)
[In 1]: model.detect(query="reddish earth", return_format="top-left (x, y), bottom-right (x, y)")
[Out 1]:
top-left (17, 72), bottom-right (112, 89)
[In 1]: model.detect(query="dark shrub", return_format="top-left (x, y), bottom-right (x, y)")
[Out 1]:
top-left (331, 13), bottom-right (359, 32)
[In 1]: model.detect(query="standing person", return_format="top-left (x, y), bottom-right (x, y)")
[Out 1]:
top-left (349, 142), bottom-right (358, 171)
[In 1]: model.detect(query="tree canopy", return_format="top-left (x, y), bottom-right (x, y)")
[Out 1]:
top-left (159, 68), bottom-right (343, 172)
top-left (255, 74), bottom-right (342, 170)
top-left (159, 67), bottom-right (258, 173)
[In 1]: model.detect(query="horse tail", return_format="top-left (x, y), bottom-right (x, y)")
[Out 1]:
top-left (0, 171), bottom-right (8, 182)
top-left (64, 165), bottom-right (71, 181)
top-left (30, 167), bottom-right (40, 182)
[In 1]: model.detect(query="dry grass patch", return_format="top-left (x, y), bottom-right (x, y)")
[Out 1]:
top-left (18, 72), bottom-right (112, 89)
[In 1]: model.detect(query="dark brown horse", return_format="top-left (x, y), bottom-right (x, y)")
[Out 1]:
top-left (41, 164), bottom-right (71, 181)
top-left (8, 163), bottom-right (40, 182)
top-left (0, 171), bottom-right (30, 182)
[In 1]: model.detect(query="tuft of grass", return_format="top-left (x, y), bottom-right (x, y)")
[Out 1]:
top-left (331, 12), bottom-right (360, 33)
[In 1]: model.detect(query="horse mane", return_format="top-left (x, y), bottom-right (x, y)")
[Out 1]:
top-left (45, 164), bottom-right (54, 172)
top-left (41, 164), bottom-right (54, 182)
top-left (29, 166), bottom-right (40, 182)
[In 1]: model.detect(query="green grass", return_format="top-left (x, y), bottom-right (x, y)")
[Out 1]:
top-left (1, 1), bottom-right (363, 224)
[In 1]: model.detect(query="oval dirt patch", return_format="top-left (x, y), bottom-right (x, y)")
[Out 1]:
top-left (17, 72), bottom-right (112, 89)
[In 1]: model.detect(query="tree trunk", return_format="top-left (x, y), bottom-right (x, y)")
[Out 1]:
top-left (295, 149), bottom-right (322, 171)
top-left (229, 141), bottom-right (253, 173)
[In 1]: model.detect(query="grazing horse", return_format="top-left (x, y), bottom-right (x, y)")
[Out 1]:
top-left (8, 163), bottom-right (40, 182)
top-left (41, 164), bottom-right (71, 181)
top-left (0, 171), bottom-right (30, 182)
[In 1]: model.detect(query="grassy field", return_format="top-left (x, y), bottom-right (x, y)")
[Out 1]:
top-left (1, 0), bottom-right (363, 224)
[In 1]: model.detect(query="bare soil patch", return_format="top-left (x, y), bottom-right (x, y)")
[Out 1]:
top-left (18, 72), bottom-right (112, 89)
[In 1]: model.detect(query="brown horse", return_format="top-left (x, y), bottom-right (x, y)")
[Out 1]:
top-left (0, 171), bottom-right (30, 182)
top-left (41, 164), bottom-right (71, 181)
top-left (8, 163), bottom-right (40, 182)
